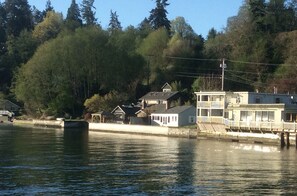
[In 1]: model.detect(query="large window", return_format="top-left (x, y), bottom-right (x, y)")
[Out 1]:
top-left (255, 98), bottom-right (261, 103)
top-left (240, 111), bottom-right (248, 121)
top-left (201, 109), bottom-right (208, 116)
top-left (202, 95), bottom-right (208, 101)
top-left (211, 109), bottom-right (223, 117)
top-left (255, 111), bottom-right (275, 122)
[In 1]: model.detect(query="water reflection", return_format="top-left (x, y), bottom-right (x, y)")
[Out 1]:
top-left (0, 126), bottom-right (297, 195)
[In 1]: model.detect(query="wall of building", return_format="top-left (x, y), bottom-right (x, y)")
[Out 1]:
top-left (178, 107), bottom-right (196, 126)
top-left (235, 92), bottom-right (296, 104)
top-left (230, 106), bottom-right (284, 123)
top-left (151, 114), bottom-right (179, 127)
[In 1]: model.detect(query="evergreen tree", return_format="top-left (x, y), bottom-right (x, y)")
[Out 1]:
top-left (0, 3), bottom-right (6, 45)
top-left (248, 0), bottom-right (267, 32)
top-left (266, 0), bottom-right (296, 33)
top-left (81, 0), bottom-right (97, 25)
top-left (148, 0), bottom-right (171, 32)
top-left (66, 0), bottom-right (82, 30)
top-left (138, 17), bottom-right (153, 37)
top-left (32, 6), bottom-right (43, 25)
top-left (108, 10), bottom-right (122, 32)
top-left (42, 0), bottom-right (54, 17)
top-left (207, 28), bottom-right (218, 40)
top-left (45, 0), bottom-right (54, 12)
top-left (4, 0), bottom-right (33, 36)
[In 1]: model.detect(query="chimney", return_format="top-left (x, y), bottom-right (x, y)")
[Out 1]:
top-left (141, 99), bottom-right (146, 109)
top-left (274, 86), bottom-right (277, 94)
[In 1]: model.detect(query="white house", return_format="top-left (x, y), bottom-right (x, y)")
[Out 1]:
top-left (151, 105), bottom-right (196, 127)
top-left (195, 91), bottom-right (297, 131)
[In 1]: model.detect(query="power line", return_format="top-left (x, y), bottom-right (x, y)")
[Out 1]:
top-left (164, 55), bottom-right (297, 67)
top-left (165, 56), bottom-right (220, 62)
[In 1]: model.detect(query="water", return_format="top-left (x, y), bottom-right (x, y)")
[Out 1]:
top-left (1, 125), bottom-right (297, 195)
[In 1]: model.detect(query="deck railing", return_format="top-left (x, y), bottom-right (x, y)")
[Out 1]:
top-left (224, 119), bottom-right (297, 132)
top-left (197, 101), bottom-right (224, 108)
top-left (197, 116), bottom-right (297, 132)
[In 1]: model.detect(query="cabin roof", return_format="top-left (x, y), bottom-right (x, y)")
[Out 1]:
top-left (139, 91), bottom-right (179, 101)
top-left (153, 105), bottom-right (195, 114)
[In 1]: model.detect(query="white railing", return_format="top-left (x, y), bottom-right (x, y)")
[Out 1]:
top-left (224, 119), bottom-right (297, 132)
top-left (197, 116), bottom-right (224, 124)
top-left (197, 101), bottom-right (224, 108)
top-left (197, 117), bottom-right (297, 132)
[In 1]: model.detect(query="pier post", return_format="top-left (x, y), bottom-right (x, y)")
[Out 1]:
top-left (295, 133), bottom-right (297, 149)
top-left (280, 132), bottom-right (285, 148)
top-left (286, 132), bottom-right (290, 148)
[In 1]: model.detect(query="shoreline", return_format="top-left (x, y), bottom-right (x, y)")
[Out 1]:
top-left (13, 119), bottom-right (294, 147)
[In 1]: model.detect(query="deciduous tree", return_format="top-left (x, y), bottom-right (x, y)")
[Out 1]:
top-left (33, 11), bottom-right (63, 43)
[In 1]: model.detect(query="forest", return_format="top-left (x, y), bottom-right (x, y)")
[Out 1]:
top-left (1, 0), bottom-right (297, 118)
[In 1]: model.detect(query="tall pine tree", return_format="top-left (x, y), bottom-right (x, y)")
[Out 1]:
top-left (148, 0), bottom-right (170, 32)
top-left (81, 0), bottom-right (97, 26)
top-left (0, 3), bottom-right (6, 45)
top-left (66, 0), bottom-right (82, 30)
top-left (4, 0), bottom-right (33, 37)
top-left (42, 0), bottom-right (54, 17)
top-left (108, 10), bottom-right (122, 33)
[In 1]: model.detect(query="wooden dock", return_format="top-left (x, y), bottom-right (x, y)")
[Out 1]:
top-left (225, 120), bottom-right (297, 148)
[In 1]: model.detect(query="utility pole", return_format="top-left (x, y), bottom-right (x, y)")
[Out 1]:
top-left (220, 58), bottom-right (227, 91)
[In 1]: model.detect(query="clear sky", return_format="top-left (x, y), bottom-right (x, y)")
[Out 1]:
top-left (27, 0), bottom-right (244, 38)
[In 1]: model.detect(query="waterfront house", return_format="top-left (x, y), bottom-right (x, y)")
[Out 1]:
top-left (139, 83), bottom-right (180, 110)
top-left (151, 105), bottom-right (196, 127)
top-left (111, 105), bottom-right (141, 124)
top-left (91, 111), bottom-right (113, 123)
top-left (0, 99), bottom-right (20, 112)
top-left (195, 91), bottom-right (297, 132)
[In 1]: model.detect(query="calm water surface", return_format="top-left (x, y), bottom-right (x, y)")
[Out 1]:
top-left (0, 125), bottom-right (297, 195)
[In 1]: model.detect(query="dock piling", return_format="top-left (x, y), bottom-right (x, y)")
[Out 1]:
top-left (286, 132), bottom-right (290, 148)
top-left (280, 132), bottom-right (285, 148)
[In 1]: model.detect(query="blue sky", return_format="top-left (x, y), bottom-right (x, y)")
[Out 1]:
top-left (27, 0), bottom-right (244, 38)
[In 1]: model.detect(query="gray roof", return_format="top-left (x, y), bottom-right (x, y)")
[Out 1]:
top-left (161, 82), bottom-right (172, 90)
top-left (139, 91), bottom-right (179, 101)
top-left (137, 104), bottom-right (167, 115)
top-left (153, 105), bottom-right (195, 114)
top-left (111, 105), bottom-right (141, 116)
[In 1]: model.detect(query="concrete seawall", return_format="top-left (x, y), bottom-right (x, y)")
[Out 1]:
top-left (89, 123), bottom-right (197, 138)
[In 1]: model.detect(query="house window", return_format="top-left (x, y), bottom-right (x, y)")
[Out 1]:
top-left (168, 116), bottom-right (170, 123)
top-left (175, 116), bottom-right (177, 121)
top-left (275, 98), bottom-right (280, 103)
top-left (262, 111), bottom-right (268, 122)
top-left (268, 111), bottom-right (274, 122)
top-left (240, 111), bottom-right (248, 121)
top-left (255, 111), bottom-right (275, 122)
top-left (202, 95), bottom-right (208, 101)
top-left (189, 116), bottom-right (195, 123)
top-left (255, 97), bottom-right (261, 103)
top-left (201, 109), bottom-right (208, 116)
top-left (211, 109), bottom-right (223, 117)
top-left (256, 111), bottom-right (262, 122)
